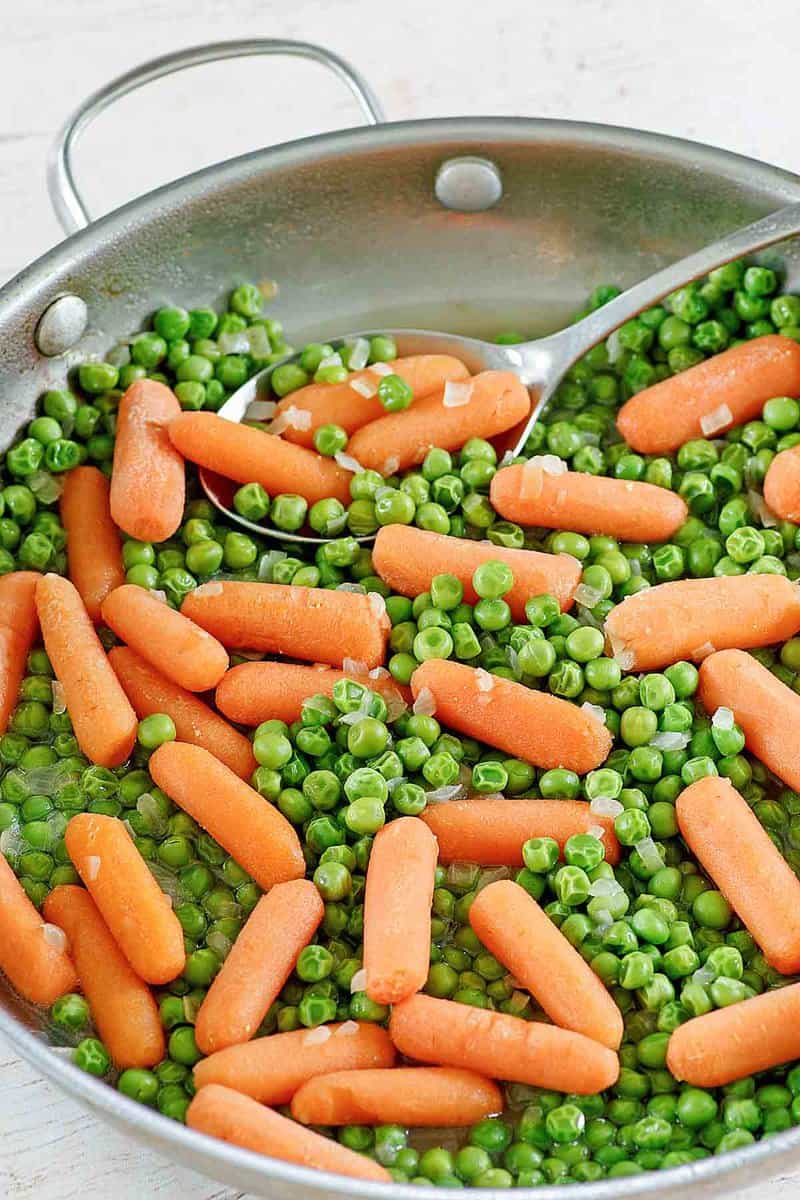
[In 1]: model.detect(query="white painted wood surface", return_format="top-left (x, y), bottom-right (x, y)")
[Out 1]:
top-left (2, 0), bottom-right (800, 1194)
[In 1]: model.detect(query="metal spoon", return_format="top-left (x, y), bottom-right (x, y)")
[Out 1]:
top-left (201, 200), bottom-right (800, 545)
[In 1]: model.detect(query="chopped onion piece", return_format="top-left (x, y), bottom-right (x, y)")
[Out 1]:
top-left (613, 647), bottom-right (635, 671)
top-left (257, 550), bottom-right (286, 581)
top-left (531, 454), bottom-right (568, 477)
top-left (589, 877), bottom-right (622, 898)
top-left (350, 967), bottom-right (367, 993)
top-left (150, 590), bottom-right (168, 605)
top-left (245, 399), bottom-right (277, 422)
top-left (368, 592), bottom-right (387, 620)
top-left (0, 827), bottom-right (24, 857)
top-left (628, 559), bottom-right (641, 577)
top-left (368, 666), bottom-right (390, 680)
top-left (413, 687), bottom-right (437, 717)
top-left (343, 658), bottom-right (369, 677)
top-left (507, 646), bottom-right (521, 677)
top-left (588, 824), bottom-right (606, 840)
top-left (476, 669), bottom-right (494, 693)
top-left (699, 404), bottom-right (733, 437)
top-left (581, 702), bottom-right (606, 726)
top-left (84, 855), bottom-right (101, 881)
top-left (206, 931), bottom-right (232, 960)
top-left (649, 731), bottom-right (690, 751)
top-left (347, 338), bottom-right (371, 371)
top-left (318, 352), bottom-right (343, 370)
top-left (590, 795), bottom-right (624, 818)
top-left (476, 866), bottom-right (513, 892)
top-left (183, 993), bottom-right (203, 1023)
top-left (425, 783), bottom-right (465, 804)
top-left (712, 706), bottom-right (735, 731)
top-left (692, 641), bottom-right (716, 660)
top-left (382, 455), bottom-right (400, 475)
top-left (303, 1025), bottom-right (332, 1046)
top-left (692, 965), bottom-right (716, 987)
top-left (592, 910), bottom-right (614, 933)
top-left (519, 464), bottom-right (544, 501)
top-left (634, 837), bottom-right (664, 873)
top-left (574, 584), bottom-right (603, 609)
top-left (369, 362), bottom-right (393, 378)
top-left (269, 405), bottom-right (312, 435)
top-left (337, 1020), bottom-right (360, 1037)
top-left (218, 331), bottom-right (251, 355)
top-left (384, 691), bottom-right (408, 722)
top-left (51, 681), bottom-right (66, 715)
top-left (334, 451), bottom-right (365, 473)
top-left (442, 380), bottom-right (474, 408)
top-left (236, 650), bottom-right (266, 662)
top-left (194, 581), bottom-right (224, 597)
top-left (28, 471), bottom-right (63, 504)
top-left (446, 862), bottom-right (478, 889)
top-left (41, 923), bottom-right (67, 952)
top-left (337, 582), bottom-right (366, 594)
top-left (246, 325), bottom-right (272, 359)
top-left (748, 489), bottom-right (779, 528)
top-left (350, 377), bottom-right (377, 399)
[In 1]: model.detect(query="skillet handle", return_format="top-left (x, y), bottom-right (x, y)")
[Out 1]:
top-left (47, 39), bottom-right (385, 234)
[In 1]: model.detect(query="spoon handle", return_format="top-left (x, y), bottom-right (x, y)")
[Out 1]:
top-left (512, 199), bottom-right (800, 451)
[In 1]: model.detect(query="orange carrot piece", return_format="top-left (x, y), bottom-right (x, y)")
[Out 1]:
top-left (677, 774), bottom-right (800, 974)
top-left (60, 467), bottom-right (125, 621)
top-left (195, 880), bottom-right (324, 1055)
top-left (193, 1022), bottom-right (397, 1104)
top-left (764, 444), bottom-right (800, 522)
top-left (411, 658), bottom-right (611, 773)
top-left (35, 573), bottom-right (137, 767)
top-left (346, 370), bottom-right (531, 474)
top-left (0, 571), bottom-right (39, 736)
top-left (389, 993), bottom-right (619, 1094)
top-left (182, 581), bottom-right (389, 670)
top-left (149, 742), bottom-right (305, 889)
top-left (291, 1067), bottom-right (502, 1127)
top-left (275, 354), bottom-right (471, 447)
top-left (616, 335), bottom-right (800, 454)
top-left (372, 526), bottom-right (580, 622)
top-left (490, 465), bottom-right (688, 543)
top-left (420, 797), bottom-right (620, 866)
top-left (101, 584), bottom-right (228, 692)
top-left (187, 1085), bottom-right (390, 1183)
top-left (667, 982), bottom-right (800, 1087)
top-left (65, 813), bottom-right (185, 985)
top-left (168, 411), bottom-right (351, 506)
top-left (43, 885), bottom-right (164, 1068)
top-left (470, 880), bottom-right (623, 1049)
top-left (0, 854), bottom-right (76, 1006)
top-left (110, 380), bottom-right (185, 542)
top-left (699, 648), bottom-right (800, 792)
top-left (604, 574), bottom-right (800, 672)
top-left (363, 818), bottom-right (437, 1006)
top-left (215, 660), bottom-right (409, 727)
top-left (109, 646), bottom-right (255, 779)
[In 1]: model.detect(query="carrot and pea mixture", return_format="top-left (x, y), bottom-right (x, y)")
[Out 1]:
top-left (5, 266), bottom-right (800, 1185)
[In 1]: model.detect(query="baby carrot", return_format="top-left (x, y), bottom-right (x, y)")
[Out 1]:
top-left (0, 854), bottom-right (77, 1006)
top-left (110, 379), bottom-right (185, 542)
top-left (291, 1067), bottom-right (502, 1127)
top-left (149, 742), bottom-right (305, 889)
top-left (389, 993), bottom-right (619, 1094)
top-left (182, 581), bottom-right (389, 670)
top-left (187, 1085), bottom-right (391, 1183)
top-left (215, 660), bottom-right (409, 727)
top-left (101, 584), bottom-right (229, 693)
top-left (195, 880), bottom-right (324, 1055)
top-left (65, 813), bottom-right (185, 985)
top-left (420, 797), bottom-right (620, 866)
top-left (346, 370), bottom-right (531, 474)
top-left (490, 465), bottom-right (688, 543)
top-left (363, 818), bottom-right (438, 1005)
top-left (0, 571), bottom-right (39, 736)
top-left (168, 411), bottom-right (351, 506)
top-left (470, 880), bottom-right (623, 1049)
top-left (43, 886), bottom-right (164, 1068)
top-left (109, 646), bottom-right (255, 779)
top-left (764, 443), bottom-right (800, 522)
top-left (667, 982), bottom-right (800, 1087)
top-left (193, 1022), bottom-right (396, 1104)
top-left (616, 335), bottom-right (800, 454)
top-left (372, 525), bottom-right (580, 622)
top-left (676, 775), bottom-right (800, 975)
top-left (411, 658), bottom-right (612, 773)
top-left (699, 648), bottom-right (800, 792)
top-left (60, 466), bottom-right (125, 621)
top-left (604, 573), bottom-right (800, 672)
top-left (274, 354), bottom-right (470, 447)
top-left (35, 573), bottom-right (137, 767)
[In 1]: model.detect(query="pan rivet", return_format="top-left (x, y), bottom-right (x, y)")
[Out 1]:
top-left (435, 157), bottom-right (503, 212)
top-left (35, 294), bottom-right (88, 357)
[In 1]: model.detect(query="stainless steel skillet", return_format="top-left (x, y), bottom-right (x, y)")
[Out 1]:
top-left (2, 35), bottom-right (800, 1200)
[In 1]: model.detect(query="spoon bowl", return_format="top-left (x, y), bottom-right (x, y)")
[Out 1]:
top-left (201, 200), bottom-right (800, 545)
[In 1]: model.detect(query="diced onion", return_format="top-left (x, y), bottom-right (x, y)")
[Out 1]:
top-left (368, 666), bottom-right (390, 680)
top-left (318, 353), bottom-right (343, 370)
top-left (649, 731), bottom-right (690, 751)
top-left (218, 331), bottom-right (251, 355)
top-left (413, 687), bottom-right (437, 716)
top-left (574, 584), bottom-right (603, 609)
top-left (692, 965), bottom-right (716, 987)
top-left (51, 681), bottom-right (66, 715)
top-left (194, 581), bottom-right (224, 597)
top-left (258, 550), bottom-right (287, 581)
top-left (245, 399), bottom-right (277, 422)
top-left (748, 489), bottom-right (779, 528)
top-left (350, 967), bottom-right (367, 993)
top-left (519, 464), bottom-right (544, 501)
top-left (347, 338), bottom-right (371, 371)
top-left (634, 837), bottom-right (664, 873)
top-left (368, 592), bottom-right (387, 620)
top-left (337, 582), bottom-right (366, 594)
top-left (700, 404), bottom-right (733, 437)
top-left (28, 471), bottom-right (63, 504)
top-left (590, 795), bottom-right (624, 818)
top-left (304, 1025), bottom-right (332, 1045)
top-left (442, 380), bottom-right (474, 408)
top-left (41, 923), bottom-right (67, 952)
top-left (476, 866), bottom-right (513, 891)
top-left (382, 455), bottom-right (400, 475)
top-left (476, 669), bottom-right (494, 693)
top-left (531, 454), bottom-right (568, 477)
top-left (334, 451), bottom-right (365, 473)
top-left (712, 706), bottom-right (735, 731)
top-left (246, 325), bottom-right (272, 359)
top-left (350, 377), bottom-right (377, 399)
top-left (0, 827), bottom-right (24, 857)
top-left (691, 641), bottom-right (716, 660)
top-left (507, 646), bottom-right (521, 677)
top-left (337, 1020), bottom-right (360, 1037)
top-left (84, 855), bottom-right (101, 881)
top-left (581, 702), bottom-right (606, 726)
top-left (150, 590), bottom-right (168, 605)
top-left (183, 993), bottom-right (203, 1023)
top-left (589, 877), bottom-right (623, 897)
top-left (369, 362), bottom-right (393, 378)
top-left (343, 658), bottom-right (369, 677)
top-left (206, 931), bottom-right (232, 960)
top-left (269, 406), bottom-right (312, 435)
top-left (425, 784), bottom-right (465, 804)
top-left (588, 824), bottom-right (606, 840)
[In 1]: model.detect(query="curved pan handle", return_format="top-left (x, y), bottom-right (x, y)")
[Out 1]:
top-left (47, 38), bottom-right (385, 234)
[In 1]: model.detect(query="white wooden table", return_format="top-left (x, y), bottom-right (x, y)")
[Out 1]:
top-left (2, 0), bottom-right (800, 1194)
